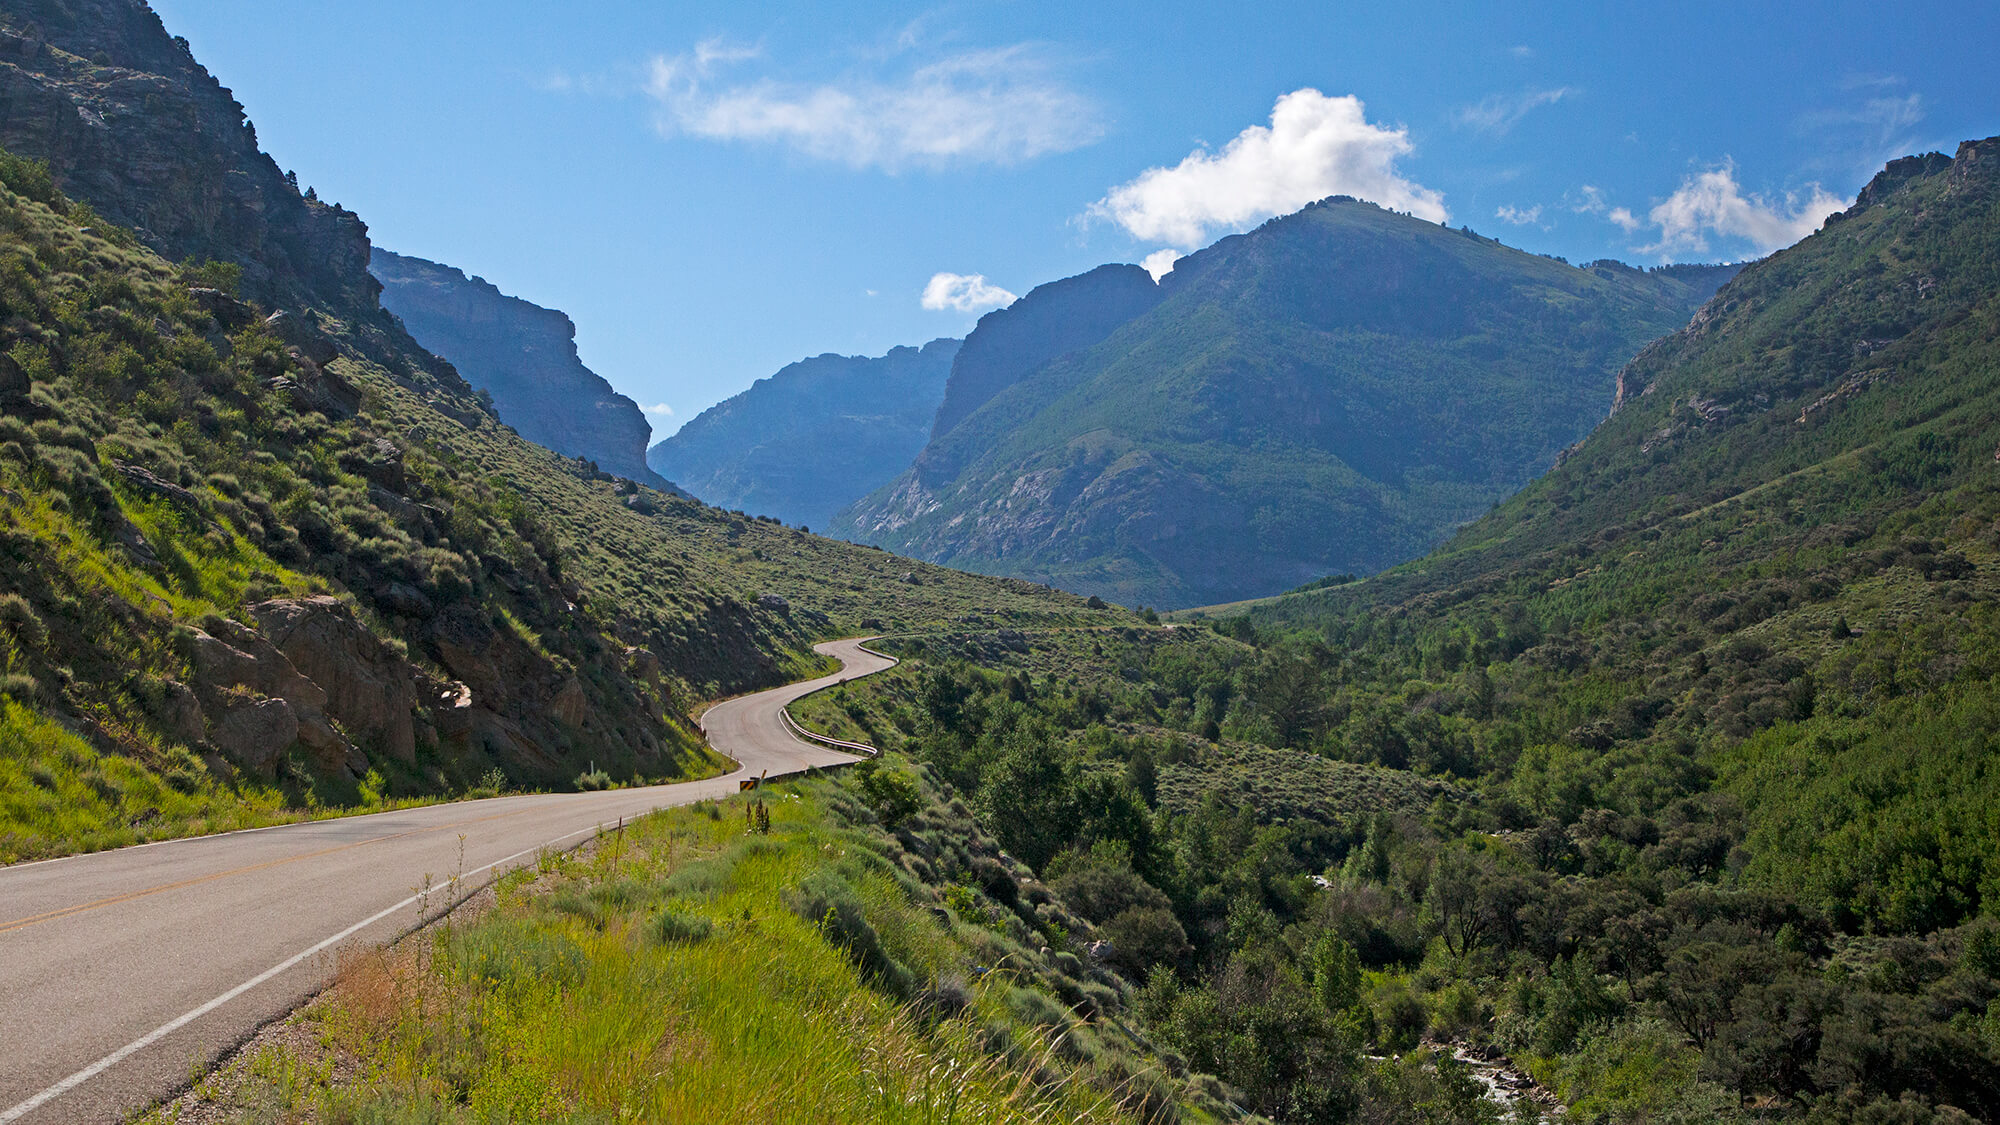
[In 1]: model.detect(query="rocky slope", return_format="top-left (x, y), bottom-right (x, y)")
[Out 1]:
top-left (832, 201), bottom-right (1738, 608)
top-left (646, 338), bottom-right (959, 529)
top-left (372, 249), bottom-right (667, 488)
top-left (0, 0), bottom-right (377, 314)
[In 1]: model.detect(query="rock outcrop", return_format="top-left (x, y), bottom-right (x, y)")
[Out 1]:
top-left (371, 249), bottom-right (667, 487)
top-left (647, 338), bottom-right (960, 528)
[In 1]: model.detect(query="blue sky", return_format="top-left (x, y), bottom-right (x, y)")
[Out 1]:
top-left (150, 1), bottom-right (2000, 438)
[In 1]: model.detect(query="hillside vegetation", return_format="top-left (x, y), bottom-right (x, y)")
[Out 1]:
top-left (150, 771), bottom-right (1262, 1125)
top-left (802, 142), bottom-right (2000, 1122)
top-left (835, 201), bottom-right (1735, 609)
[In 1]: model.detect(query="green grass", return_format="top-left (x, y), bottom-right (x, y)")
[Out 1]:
top-left (154, 777), bottom-right (1223, 1124)
top-left (0, 697), bottom-right (292, 862)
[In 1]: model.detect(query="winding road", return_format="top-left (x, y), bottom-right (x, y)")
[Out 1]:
top-left (0, 637), bottom-right (893, 1125)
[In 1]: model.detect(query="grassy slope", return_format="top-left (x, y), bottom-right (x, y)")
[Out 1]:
top-left (151, 772), bottom-right (1248, 1125)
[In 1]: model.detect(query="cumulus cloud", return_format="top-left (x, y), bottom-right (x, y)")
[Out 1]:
top-left (1454, 87), bottom-right (1574, 135)
top-left (1494, 204), bottom-right (1542, 225)
top-left (645, 39), bottom-right (1103, 170)
top-left (1637, 164), bottom-right (1844, 257)
top-left (1089, 89), bottom-right (1447, 247)
top-left (921, 272), bottom-right (1016, 313)
top-left (640, 402), bottom-right (675, 417)
top-left (1140, 248), bottom-right (1183, 281)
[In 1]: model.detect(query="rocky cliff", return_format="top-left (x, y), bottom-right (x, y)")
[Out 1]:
top-left (0, 0), bottom-right (380, 314)
top-left (372, 249), bottom-right (667, 488)
top-left (647, 338), bottom-right (959, 529)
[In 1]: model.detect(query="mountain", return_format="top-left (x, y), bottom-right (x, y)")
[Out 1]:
top-left (925, 263), bottom-right (1163, 452)
top-left (0, 0), bottom-right (1099, 856)
top-left (832, 199), bottom-right (1738, 608)
top-left (371, 249), bottom-right (668, 488)
top-left (646, 338), bottom-right (960, 529)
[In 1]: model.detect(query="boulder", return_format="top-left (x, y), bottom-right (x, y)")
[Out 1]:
top-left (186, 287), bottom-right (254, 330)
top-left (210, 697), bottom-right (297, 769)
top-left (111, 460), bottom-right (203, 513)
top-left (0, 352), bottom-right (28, 400)
top-left (376, 581), bottom-right (435, 619)
top-left (263, 309), bottom-right (339, 366)
top-left (153, 679), bottom-right (205, 744)
top-left (757, 593), bottom-right (790, 613)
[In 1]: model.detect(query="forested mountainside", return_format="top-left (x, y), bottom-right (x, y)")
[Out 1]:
top-left (371, 249), bottom-right (668, 488)
top-left (0, 0), bottom-right (1104, 861)
top-left (647, 337), bottom-right (959, 530)
top-left (833, 199), bottom-right (1736, 609)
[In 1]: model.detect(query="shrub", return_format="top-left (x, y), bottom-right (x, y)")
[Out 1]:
top-left (651, 906), bottom-right (714, 945)
top-left (854, 759), bottom-right (923, 828)
top-left (0, 594), bottom-right (45, 648)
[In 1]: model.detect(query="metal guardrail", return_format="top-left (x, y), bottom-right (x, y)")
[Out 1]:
top-left (777, 637), bottom-right (899, 760)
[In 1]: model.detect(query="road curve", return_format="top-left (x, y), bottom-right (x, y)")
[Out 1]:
top-left (0, 637), bottom-right (893, 1125)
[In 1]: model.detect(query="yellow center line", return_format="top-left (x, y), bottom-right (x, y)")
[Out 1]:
top-left (0, 803), bottom-right (553, 936)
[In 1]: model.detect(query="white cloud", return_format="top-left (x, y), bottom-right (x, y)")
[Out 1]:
top-left (921, 272), bottom-right (1016, 313)
top-left (1140, 248), bottom-right (1183, 281)
top-left (1572, 184), bottom-right (1643, 232)
top-left (645, 40), bottom-right (1102, 170)
top-left (1510, 45), bottom-right (1536, 59)
top-left (1089, 89), bottom-right (1447, 247)
top-left (1454, 87), bottom-right (1574, 135)
top-left (640, 402), bottom-right (675, 417)
top-left (1637, 163), bottom-right (1844, 258)
top-left (1494, 204), bottom-right (1542, 225)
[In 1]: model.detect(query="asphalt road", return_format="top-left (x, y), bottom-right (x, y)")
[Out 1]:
top-left (0, 637), bottom-right (893, 1124)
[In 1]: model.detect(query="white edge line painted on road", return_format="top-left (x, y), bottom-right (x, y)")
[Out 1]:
top-left (0, 814), bottom-right (643, 1123)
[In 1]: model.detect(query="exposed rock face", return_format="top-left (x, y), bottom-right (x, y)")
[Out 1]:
top-left (186, 613), bottom-right (366, 777)
top-left (647, 338), bottom-right (960, 528)
top-left (371, 249), bottom-right (667, 487)
top-left (923, 265), bottom-right (1162, 477)
top-left (0, 2), bottom-right (378, 313)
top-left (250, 597), bottom-right (420, 765)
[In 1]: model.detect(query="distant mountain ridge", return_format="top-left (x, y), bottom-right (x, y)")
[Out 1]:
top-left (648, 338), bottom-right (960, 529)
top-left (832, 199), bottom-right (1740, 608)
top-left (371, 249), bottom-right (667, 488)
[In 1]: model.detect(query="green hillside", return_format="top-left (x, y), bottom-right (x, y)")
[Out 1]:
top-left (834, 199), bottom-right (1734, 609)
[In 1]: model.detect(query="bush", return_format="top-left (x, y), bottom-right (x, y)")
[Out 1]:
top-left (574, 769), bottom-right (612, 791)
top-left (854, 760), bottom-right (923, 828)
top-left (0, 594), bottom-right (46, 648)
top-left (651, 906), bottom-right (714, 945)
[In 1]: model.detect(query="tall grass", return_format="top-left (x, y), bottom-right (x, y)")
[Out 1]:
top-left (0, 697), bottom-right (292, 862)
top-left (169, 782), bottom-right (1191, 1124)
